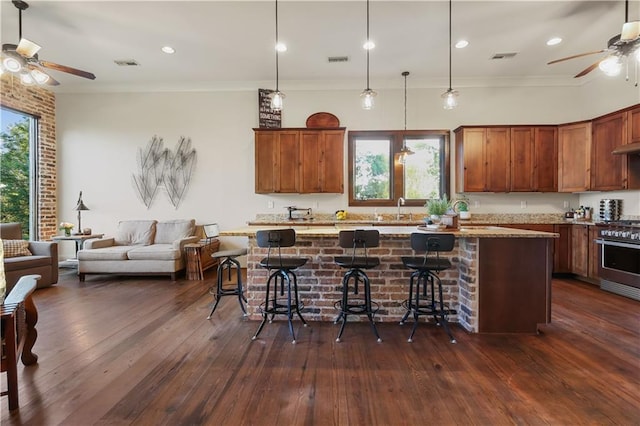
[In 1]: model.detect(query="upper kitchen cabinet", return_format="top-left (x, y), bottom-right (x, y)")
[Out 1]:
top-left (591, 111), bottom-right (626, 191)
top-left (254, 130), bottom-right (300, 193)
top-left (254, 127), bottom-right (345, 194)
top-left (558, 121), bottom-right (592, 192)
top-left (455, 126), bottom-right (510, 192)
top-left (510, 126), bottom-right (557, 192)
top-left (300, 130), bottom-right (345, 193)
top-left (624, 105), bottom-right (640, 189)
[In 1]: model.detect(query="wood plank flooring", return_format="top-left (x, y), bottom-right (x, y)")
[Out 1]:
top-left (2, 269), bottom-right (639, 425)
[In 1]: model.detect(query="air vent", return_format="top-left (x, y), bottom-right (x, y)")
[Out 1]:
top-left (490, 52), bottom-right (518, 60)
top-left (114, 59), bottom-right (140, 66)
top-left (328, 56), bottom-right (349, 63)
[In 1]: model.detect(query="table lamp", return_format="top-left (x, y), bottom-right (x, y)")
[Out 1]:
top-left (75, 191), bottom-right (89, 235)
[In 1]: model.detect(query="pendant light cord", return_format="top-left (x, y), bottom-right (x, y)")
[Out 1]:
top-left (448, 0), bottom-right (452, 91)
top-left (403, 71), bottom-right (408, 130)
top-left (275, 0), bottom-right (280, 92)
top-left (366, 0), bottom-right (370, 90)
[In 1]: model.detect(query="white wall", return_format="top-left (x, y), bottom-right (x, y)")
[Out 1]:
top-left (55, 80), bottom-right (639, 257)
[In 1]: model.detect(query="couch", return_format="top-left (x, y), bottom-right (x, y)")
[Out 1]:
top-left (1, 223), bottom-right (58, 291)
top-left (77, 219), bottom-right (199, 281)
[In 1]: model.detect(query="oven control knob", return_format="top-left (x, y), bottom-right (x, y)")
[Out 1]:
top-left (631, 233), bottom-right (640, 240)
top-left (621, 231), bottom-right (631, 238)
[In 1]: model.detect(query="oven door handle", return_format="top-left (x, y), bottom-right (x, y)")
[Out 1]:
top-left (595, 239), bottom-right (640, 250)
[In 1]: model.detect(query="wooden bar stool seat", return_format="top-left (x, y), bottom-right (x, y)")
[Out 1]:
top-left (207, 248), bottom-right (248, 319)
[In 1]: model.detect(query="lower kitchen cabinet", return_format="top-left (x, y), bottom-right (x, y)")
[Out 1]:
top-left (571, 223), bottom-right (600, 283)
top-left (553, 224), bottom-right (572, 274)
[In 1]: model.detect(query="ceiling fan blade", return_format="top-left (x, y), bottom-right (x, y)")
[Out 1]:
top-left (16, 38), bottom-right (41, 58)
top-left (39, 60), bottom-right (96, 80)
top-left (574, 60), bottom-right (602, 78)
top-left (621, 21), bottom-right (640, 41)
top-left (547, 50), bottom-right (606, 65)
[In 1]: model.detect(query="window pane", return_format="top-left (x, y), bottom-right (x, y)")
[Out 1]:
top-left (354, 138), bottom-right (390, 200)
top-left (403, 137), bottom-right (442, 199)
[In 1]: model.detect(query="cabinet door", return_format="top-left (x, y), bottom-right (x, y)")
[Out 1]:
top-left (276, 131), bottom-right (300, 193)
top-left (558, 122), bottom-right (591, 192)
top-left (591, 112), bottom-right (625, 191)
top-left (320, 130), bottom-right (345, 193)
top-left (255, 131), bottom-right (277, 193)
top-left (457, 128), bottom-right (486, 192)
top-left (534, 127), bottom-right (557, 192)
top-left (510, 128), bottom-right (535, 191)
top-left (628, 105), bottom-right (640, 143)
top-left (571, 224), bottom-right (589, 277)
top-left (588, 226), bottom-right (600, 280)
top-left (554, 224), bottom-right (572, 274)
top-left (626, 106), bottom-right (640, 189)
top-left (485, 128), bottom-right (510, 192)
top-left (300, 131), bottom-right (322, 193)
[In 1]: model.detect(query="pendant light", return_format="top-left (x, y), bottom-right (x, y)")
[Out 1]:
top-left (441, 0), bottom-right (459, 109)
top-left (399, 71), bottom-right (414, 164)
top-left (360, 0), bottom-right (377, 110)
top-left (270, 0), bottom-right (285, 111)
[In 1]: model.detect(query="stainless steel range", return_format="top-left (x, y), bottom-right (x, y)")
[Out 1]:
top-left (596, 220), bottom-right (640, 301)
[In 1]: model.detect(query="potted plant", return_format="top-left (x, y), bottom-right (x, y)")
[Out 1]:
top-left (425, 195), bottom-right (451, 222)
top-left (454, 198), bottom-right (471, 220)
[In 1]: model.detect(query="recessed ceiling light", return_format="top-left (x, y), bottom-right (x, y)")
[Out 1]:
top-left (161, 46), bottom-right (175, 54)
top-left (455, 40), bottom-right (469, 49)
top-left (546, 37), bottom-right (562, 46)
top-left (363, 40), bottom-right (375, 50)
top-left (275, 42), bottom-right (287, 52)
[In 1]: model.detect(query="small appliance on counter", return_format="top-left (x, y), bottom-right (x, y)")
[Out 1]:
top-left (599, 199), bottom-right (622, 222)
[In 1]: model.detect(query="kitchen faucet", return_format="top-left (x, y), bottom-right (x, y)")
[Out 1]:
top-left (397, 197), bottom-right (405, 220)
top-left (286, 206), bottom-right (313, 220)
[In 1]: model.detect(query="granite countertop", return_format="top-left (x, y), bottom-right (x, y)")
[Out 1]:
top-left (248, 213), bottom-right (597, 227)
top-left (221, 225), bottom-right (558, 239)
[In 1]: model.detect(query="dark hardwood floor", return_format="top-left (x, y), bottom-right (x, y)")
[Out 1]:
top-left (2, 268), bottom-right (639, 425)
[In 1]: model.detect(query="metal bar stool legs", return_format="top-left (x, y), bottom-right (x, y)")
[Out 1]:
top-left (207, 248), bottom-right (247, 319)
top-left (252, 268), bottom-right (308, 344)
top-left (334, 268), bottom-right (381, 343)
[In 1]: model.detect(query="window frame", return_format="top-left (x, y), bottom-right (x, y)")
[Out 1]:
top-left (348, 129), bottom-right (450, 207)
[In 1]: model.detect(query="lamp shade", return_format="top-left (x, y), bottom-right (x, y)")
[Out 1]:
top-left (75, 200), bottom-right (89, 211)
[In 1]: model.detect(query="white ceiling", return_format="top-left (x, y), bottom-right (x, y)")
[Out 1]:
top-left (0, 0), bottom-right (637, 93)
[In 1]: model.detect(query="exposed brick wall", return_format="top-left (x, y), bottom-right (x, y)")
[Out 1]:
top-left (0, 75), bottom-right (57, 240)
top-left (245, 235), bottom-right (473, 331)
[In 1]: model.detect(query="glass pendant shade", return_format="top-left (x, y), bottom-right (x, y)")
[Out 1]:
top-left (31, 68), bottom-right (50, 84)
top-left (599, 56), bottom-right (622, 77)
top-left (441, 89), bottom-right (459, 110)
top-left (360, 88), bottom-right (377, 110)
top-left (19, 71), bottom-right (34, 85)
top-left (270, 90), bottom-right (285, 111)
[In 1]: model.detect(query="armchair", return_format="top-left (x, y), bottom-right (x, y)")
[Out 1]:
top-left (1, 223), bottom-right (58, 291)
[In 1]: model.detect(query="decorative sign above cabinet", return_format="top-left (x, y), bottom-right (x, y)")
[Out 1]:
top-left (258, 89), bottom-right (281, 129)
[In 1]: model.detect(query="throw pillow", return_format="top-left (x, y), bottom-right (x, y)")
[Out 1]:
top-left (2, 239), bottom-right (32, 258)
top-left (155, 219), bottom-right (195, 244)
top-left (114, 220), bottom-right (157, 246)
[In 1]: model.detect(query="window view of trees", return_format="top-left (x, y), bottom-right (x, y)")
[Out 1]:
top-left (349, 130), bottom-right (449, 207)
top-left (1, 114), bottom-right (30, 239)
top-left (404, 138), bottom-right (443, 200)
top-left (354, 139), bottom-right (390, 200)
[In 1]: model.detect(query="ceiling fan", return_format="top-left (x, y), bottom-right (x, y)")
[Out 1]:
top-left (548, 0), bottom-right (640, 79)
top-left (1, 0), bottom-right (96, 86)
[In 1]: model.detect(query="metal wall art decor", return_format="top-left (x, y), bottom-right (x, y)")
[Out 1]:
top-left (132, 135), bottom-right (197, 209)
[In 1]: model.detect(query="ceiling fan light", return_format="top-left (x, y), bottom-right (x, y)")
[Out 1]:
top-left (16, 38), bottom-right (41, 58)
top-left (441, 89), bottom-right (459, 110)
top-left (599, 56), bottom-right (622, 76)
top-left (621, 21), bottom-right (640, 42)
top-left (270, 90), bottom-right (285, 111)
top-left (31, 68), bottom-right (50, 84)
top-left (360, 88), bottom-right (377, 110)
top-left (2, 56), bottom-right (22, 73)
top-left (19, 71), bottom-right (34, 85)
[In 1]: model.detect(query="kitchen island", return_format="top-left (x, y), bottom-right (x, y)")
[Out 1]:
top-left (221, 225), bottom-right (556, 334)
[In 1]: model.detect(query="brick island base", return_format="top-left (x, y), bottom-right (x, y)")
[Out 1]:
top-left (230, 227), bottom-right (554, 334)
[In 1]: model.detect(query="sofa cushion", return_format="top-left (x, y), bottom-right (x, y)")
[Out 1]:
top-left (3, 239), bottom-right (32, 258)
top-left (114, 220), bottom-right (157, 246)
top-left (3, 255), bottom-right (50, 271)
top-left (126, 244), bottom-right (181, 261)
top-left (78, 246), bottom-right (133, 261)
top-left (155, 219), bottom-right (195, 244)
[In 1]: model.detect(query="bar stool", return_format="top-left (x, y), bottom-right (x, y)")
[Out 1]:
top-left (334, 229), bottom-right (382, 343)
top-left (207, 248), bottom-right (248, 319)
top-left (252, 229), bottom-right (308, 344)
top-left (400, 232), bottom-right (457, 343)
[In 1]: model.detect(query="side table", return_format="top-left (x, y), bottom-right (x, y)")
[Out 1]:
top-left (52, 234), bottom-right (104, 261)
top-left (185, 239), bottom-right (221, 280)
